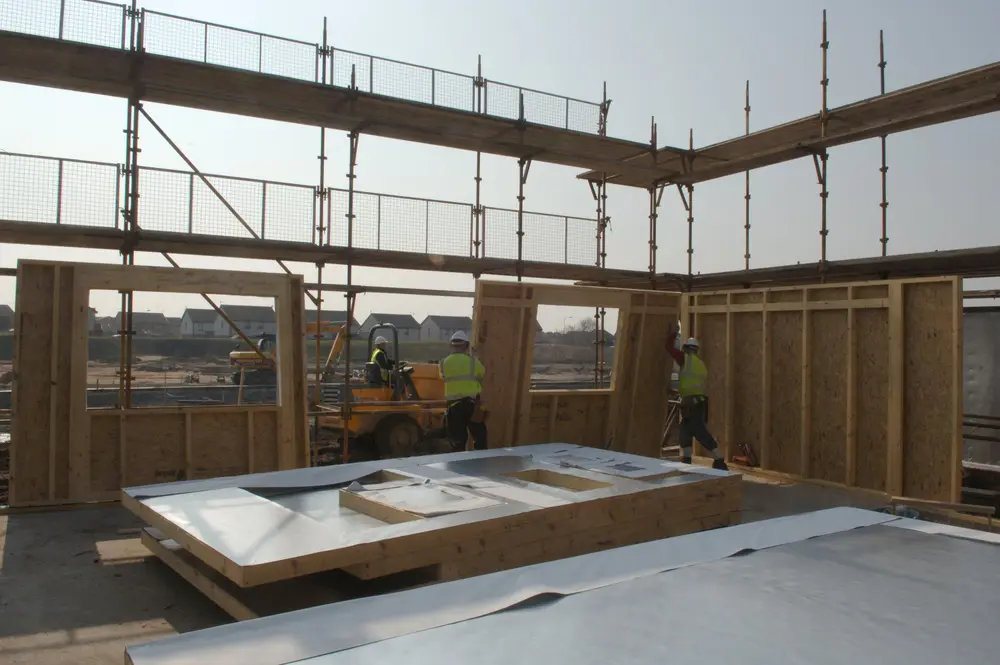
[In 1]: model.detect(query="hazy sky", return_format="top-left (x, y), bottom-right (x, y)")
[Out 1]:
top-left (2, 0), bottom-right (999, 331)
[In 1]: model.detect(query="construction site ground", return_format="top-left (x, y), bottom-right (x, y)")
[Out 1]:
top-left (0, 474), bottom-right (887, 665)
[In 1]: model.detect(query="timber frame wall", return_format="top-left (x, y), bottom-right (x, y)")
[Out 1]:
top-left (9, 260), bottom-right (308, 507)
top-left (681, 277), bottom-right (963, 502)
top-left (473, 279), bottom-right (681, 458)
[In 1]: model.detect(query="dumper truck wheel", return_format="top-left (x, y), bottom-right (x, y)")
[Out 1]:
top-left (374, 415), bottom-right (421, 459)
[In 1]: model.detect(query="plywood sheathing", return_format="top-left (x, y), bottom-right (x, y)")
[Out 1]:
top-left (681, 277), bottom-right (962, 502)
top-left (8, 260), bottom-right (308, 507)
top-left (473, 280), bottom-right (681, 456)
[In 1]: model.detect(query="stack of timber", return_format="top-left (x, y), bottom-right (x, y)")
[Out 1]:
top-left (680, 277), bottom-right (963, 501)
top-left (123, 444), bottom-right (740, 620)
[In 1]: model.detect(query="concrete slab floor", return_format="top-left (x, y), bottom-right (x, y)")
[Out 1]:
top-left (0, 475), bottom-right (885, 665)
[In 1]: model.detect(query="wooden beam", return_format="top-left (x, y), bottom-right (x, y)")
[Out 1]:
top-left (951, 278), bottom-right (964, 502)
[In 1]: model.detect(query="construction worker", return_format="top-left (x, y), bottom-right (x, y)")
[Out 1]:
top-left (666, 324), bottom-right (729, 471)
top-left (439, 330), bottom-right (487, 451)
top-left (371, 336), bottom-right (393, 385)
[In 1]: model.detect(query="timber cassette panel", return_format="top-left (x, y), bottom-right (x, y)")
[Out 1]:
top-left (681, 277), bottom-right (963, 501)
top-left (123, 444), bottom-right (740, 618)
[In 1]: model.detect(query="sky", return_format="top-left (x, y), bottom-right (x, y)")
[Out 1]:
top-left (2, 0), bottom-right (1000, 331)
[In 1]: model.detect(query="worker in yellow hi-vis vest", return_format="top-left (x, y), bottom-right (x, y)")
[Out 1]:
top-left (439, 330), bottom-right (487, 451)
top-left (667, 323), bottom-right (728, 471)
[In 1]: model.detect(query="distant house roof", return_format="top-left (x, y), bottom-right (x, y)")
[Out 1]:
top-left (303, 309), bottom-right (360, 328)
top-left (115, 311), bottom-right (169, 325)
top-left (423, 315), bottom-right (473, 329)
top-left (0, 304), bottom-right (13, 316)
top-left (220, 305), bottom-right (275, 322)
top-left (182, 308), bottom-right (218, 324)
top-left (366, 313), bottom-right (420, 329)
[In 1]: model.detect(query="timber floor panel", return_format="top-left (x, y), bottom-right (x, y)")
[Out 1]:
top-left (0, 476), bottom-right (884, 665)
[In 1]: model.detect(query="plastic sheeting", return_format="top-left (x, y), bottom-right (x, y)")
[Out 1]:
top-left (294, 524), bottom-right (1000, 665)
top-left (126, 507), bottom-right (896, 665)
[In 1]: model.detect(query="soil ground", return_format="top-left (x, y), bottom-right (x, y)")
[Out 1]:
top-left (0, 475), bottom-right (887, 665)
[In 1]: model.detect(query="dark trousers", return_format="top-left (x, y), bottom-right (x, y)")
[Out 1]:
top-left (447, 398), bottom-right (487, 451)
top-left (678, 397), bottom-right (719, 452)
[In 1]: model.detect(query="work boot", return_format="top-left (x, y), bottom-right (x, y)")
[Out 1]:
top-left (712, 458), bottom-right (729, 471)
top-left (681, 457), bottom-right (692, 465)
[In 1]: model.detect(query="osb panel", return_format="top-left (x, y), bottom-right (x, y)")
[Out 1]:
top-left (768, 290), bottom-right (805, 303)
top-left (89, 412), bottom-right (121, 494)
top-left (854, 309), bottom-right (889, 492)
top-left (627, 313), bottom-right (674, 457)
top-left (252, 409), bottom-right (279, 473)
top-left (123, 413), bottom-right (186, 486)
top-left (808, 310), bottom-right (848, 483)
top-left (854, 285), bottom-right (889, 299)
top-left (475, 301), bottom-right (531, 447)
top-left (696, 314), bottom-right (728, 455)
top-left (11, 263), bottom-right (56, 504)
top-left (732, 312), bottom-right (763, 462)
top-left (768, 311), bottom-right (803, 473)
top-left (553, 394), bottom-right (610, 448)
top-left (190, 411), bottom-right (250, 480)
top-left (807, 287), bottom-right (849, 302)
top-left (902, 281), bottom-right (957, 500)
top-left (731, 292), bottom-right (763, 305)
top-left (608, 311), bottom-right (642, 452)
top-left (524, 397), bottom-right (552, 445)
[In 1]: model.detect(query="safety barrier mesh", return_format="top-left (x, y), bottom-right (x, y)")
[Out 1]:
top-left (142, 10), bottom-right (317, 82)
top-left (0, 153), bottom-right (598, 265)
top-left (0, 0), bottom-right (125, 49)
top-left (1, 1), bottom-right (603, 132)
top-left (0, 153), bottom-right (119, 227)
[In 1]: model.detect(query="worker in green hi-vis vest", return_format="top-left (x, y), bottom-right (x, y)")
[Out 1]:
top-left (667, 322), bottom-right (728, 471)
top-left (439, 330), bottom-right (487, 451)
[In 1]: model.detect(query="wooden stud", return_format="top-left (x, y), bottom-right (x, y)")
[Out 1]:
top-left (886, 281), bottom-right (905, 496)
top-left (548, 393), bottom-right (559, 441)
top-left (67, 276), bottom-right (90, 501)
top-left (46, 266), bottom-right (61, 501)
top-left (724, 295), bottom-right (734, 460)
top-left (845, 288), bottom-right (858, 486)
top-left (950, 277), bottom-right (963, 502)
top-left (119, 411), bottom-right (128, 489)
top-left (184, 410), bottom-right (193, 480)
top-left (760, 301), bottom-right (771, 469)
top-left (247, 409), bottom-right (255, 474)
top-left (800, 291), bottom-right (811, 477)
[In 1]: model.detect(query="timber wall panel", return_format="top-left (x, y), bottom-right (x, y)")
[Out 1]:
top-left (808, 310), bottom-right (848, 483)
top-left (124, 413), bottom-right (186, 486)
top-left (524, 392), bottom-right (612, 447)
top-left (474, 280), bottom-right (680, 456)
top-left (694, 313), bottom-right (727, 458)
top-left (9, 260), bottom-right (307, 507)
top-left (732, 312), bottom-right (764, 463)
top-left (681, 277), bottom-right (962, 501)
top-left (854, 309), bottom-right (890, 491)
top-left (90, 412), bottom-right (121, 495)
top-left (767, 311), bottom-right (803, 474)
top-left (902, 281), bottom-right (959, 500)
top-left (190, 410), bottom-right (250, 480)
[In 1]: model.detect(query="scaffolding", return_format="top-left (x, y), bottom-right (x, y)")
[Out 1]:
top-left (3, 1), bottom-right (1000, 460)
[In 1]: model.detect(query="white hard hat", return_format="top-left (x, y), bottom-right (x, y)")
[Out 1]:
top-left (450, 330), bottom-right (470, 344)
top-left (682, 337), bottom-right (700, 350)
top-left (374, 336), bottom-right (388, 345)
